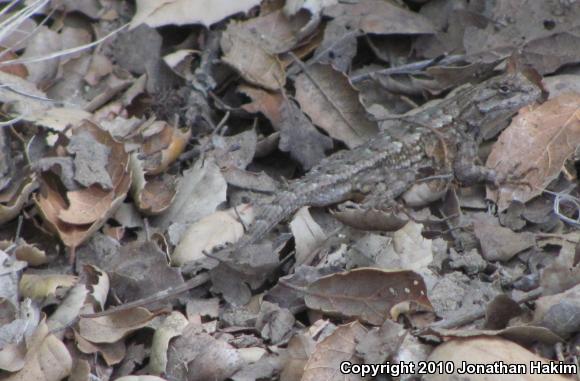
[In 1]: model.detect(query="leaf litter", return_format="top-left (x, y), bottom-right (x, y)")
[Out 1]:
top-left (0, 0), bottom-right (579, 380)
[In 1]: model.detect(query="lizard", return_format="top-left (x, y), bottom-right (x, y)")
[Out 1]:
top-left (82, 67), bottom-right (545, 318)
top-left (211, 68), bottom-right (545, 262)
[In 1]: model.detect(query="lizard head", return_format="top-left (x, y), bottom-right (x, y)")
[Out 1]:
top-left (466, 68), bottom-right (546, 138)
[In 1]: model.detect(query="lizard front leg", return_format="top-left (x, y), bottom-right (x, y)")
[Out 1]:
top-left (453, 139), bottom-right (500, 186)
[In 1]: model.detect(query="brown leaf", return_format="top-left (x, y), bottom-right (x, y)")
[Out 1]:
top-left (130, 155), bottom-right (177, 215)
top-left (472, 213), bottom-right (535, 262)
top-left (231, 9), bottom-right (311, 54)
top-left (277, 98), bottom-right (334, 169)
top-left (487, 93), bottom-right (580, 211)
top-left (241, 86), bottom-right (333, 168)
top-left (304, 268), bottom-right (432, 325)
top-left (165, 327), bottom-right (243, 381)
top-left (0, 48), bottom-right (28, 78)
top-left (221, 21), bottom-right (286, 90)
top-left (239, 85), bottom-right (284, 125)
top-left (4, 319), bottom-right (72, 381)
top-left (34, 121), bottom-right (131, 250)
top-left (302, 321), bottom-right (367, 381)
top-left (533, 283), bottom-right (580, 338)
top-left (295, 64), bottom-right (378, 147)
top-left (323, 0), bottom-right (435, 36)
top-left (78, 307), bottom-right (155, 344)
top-left (279, 331), bottom-right (316, 381)
top-left (59, 187), bottom-right (114, 224)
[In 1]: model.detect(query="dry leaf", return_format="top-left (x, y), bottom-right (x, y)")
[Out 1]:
top-left (304, 267), bottom-right (432, 325)
top-left (172, 205), bottom-right (253, 266)
top-left (130, 154), bottom-right (177, 215)
top-left (165, 327), bottom-right (243, 381)
top-left (19, 274), bottom-right (78, 300)
top-left (231, 9), bottom-right (311, 54)
top-left (487, 93), bottom-right (580, 211)
top-left (131, 0), bottom-right (262, 28)
top-left (75, 332), bottom-right (126, 366)
top-left (149, 312), bottom-right (189, 375)
top-left (302, 321), bottom-right (367, 381)
top-left (279, 331), bottom-right (316, 381)
top-left (289, 207), bottom-right (326, 266)
top-left (239, 85), bottom-right (284, 125)
top-left (295, 64), bottom-right (378, 147)
top-left (323, 0), bottom-right (435, 35)
top-left (221, 21), bottom-right (286, 91)
top-left (78, 307), bottom-right (155, 344)
top-left (4, 319), bottom-right (72, 381)
top-left (533, 283), bottom-right (580, 338)
top-left (34, 121), bottom-right (131, 251)
top-left (152, 158), bottom-right (227, 233)
top-left (472, 213), bottom-right (535, 262)
top-left (0, 174), bottom-right (37, 226)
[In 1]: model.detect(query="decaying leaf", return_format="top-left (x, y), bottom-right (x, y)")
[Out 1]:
top-left (221, 20), bottom-right (286, 91)
top-left (131, 0), bottom-right (262, 28)
top-left (130, 154), bottom-right (177, 215)
top-left (34, 121), bottom-right (131, 251)
top-left (487, 93), bottom-right (580, 211)
top-left (289, 207), bottom-right (326, 266)
top-left (172, 205), bottom-right (254, 266)
top-left (165, 326), bottom-right (243, 381)
top-left (472, 213), bottom-right (535, 262)
top-left (295, 64), bottom-right (378, 147)
top-left (78, 307), bottom-right (156, 344)
top-left (323, 0), bottom-right (435, 36)
top-left (153, 158), bottom-right (227, 239)
top-left (302, 321), bottom-right (367, 381)
top-left (149, 311), bottom-right (189, 375)
top-left (4, 319), bottom-right (72, 381)
top-left (533, 283), bottom-right (580, 339)
top-left (303, 267), bottom-right (432, 325)
top-left (0, 174), bottom-right (37, 226)
top-left (19, 274), bottom-right (78, 301)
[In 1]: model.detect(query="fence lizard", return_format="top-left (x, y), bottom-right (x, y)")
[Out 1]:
top-left (214, 69), bottom-right (545, 261)
top-left (83, 68), bottom-right (545, 317)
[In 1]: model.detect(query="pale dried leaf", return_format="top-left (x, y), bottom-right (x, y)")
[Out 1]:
top-left (386, 221), bottom-right (433, 270)
top-left (4, 319), bottom-right (72, 381)
top-left (78, 307), bottom-right (155, 344)
top-left (221, 21), bottom-right (286, 91)
top-left (302, 321), bottom-right (366, 381)
top-left (149, 312), bottom-right (189, 375)
top-left (487, 93), bottom-right (580, 211)
top-left (19, 274), bottom-right (78, 300)
top-left (323, 0), bottom-right (435, 35)
top-left (153, 159), bottom-right (227, 230)
top-left (289, 207), bottom-right (326, 266)
top-left (131, 0), bottom-right (261, 28)
top-left (295, 64), bottom-right (378, 147)
top-left (172, 205), bottom-right (253, 266)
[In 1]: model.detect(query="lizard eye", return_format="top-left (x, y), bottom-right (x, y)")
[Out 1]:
top-left (499, 84), bottom-right (511, 94)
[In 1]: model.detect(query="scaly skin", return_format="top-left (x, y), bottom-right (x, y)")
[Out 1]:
top-left (220, 70), bottom-right (544, 256)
